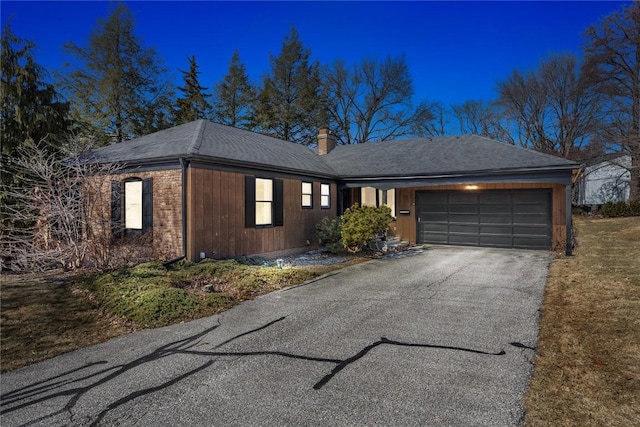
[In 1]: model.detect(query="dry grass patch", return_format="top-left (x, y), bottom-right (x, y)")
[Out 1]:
top-left (525, 216), bottom-right (640, 426)
top-left (0, 271), bottom-right (134, 373)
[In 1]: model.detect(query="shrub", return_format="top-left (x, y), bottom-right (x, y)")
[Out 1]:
top-left (84, 261), bottom-right (222, 327)
top-left (82, 259), bottom-right (321, 327)
top-left (315, 217), bottom-right (343, 253)
top-left (572, 205), bottom-right (590, 215)
top-left (341, 204), bottom-right (394, 253)
top-left (599, 201), bottom-right (640, 217)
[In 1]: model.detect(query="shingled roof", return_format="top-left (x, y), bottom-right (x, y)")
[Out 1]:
top-left (90, 120), bottom-right (578, 178)
top-left (90, 120), bottom-right (337, 177)
top-left (323, 135), bottom-right (578, 178)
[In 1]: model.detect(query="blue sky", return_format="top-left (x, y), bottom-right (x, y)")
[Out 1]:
top-left (1, 1), bottom-right (630, 107)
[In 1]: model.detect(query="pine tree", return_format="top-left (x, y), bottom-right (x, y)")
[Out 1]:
top-left (175, 55), bottom-right (212, 124)
top-left (60, 2), bottom-right (173, 143)
top-left (1, 24), bottom-right (70, 188)
top-left (212, 50), bottom-right (255, 128)
top-left (251, 27), bottom-right (325, 145)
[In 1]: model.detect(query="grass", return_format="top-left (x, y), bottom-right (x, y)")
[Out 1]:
top-left (1, 256), bottom-right (366, 373)
top-left (80, 259), bottom-right (337, 328)
top-left (0, 271), bottom-right (134, 373)
top-left (524, 216), bottom-right (640, 426)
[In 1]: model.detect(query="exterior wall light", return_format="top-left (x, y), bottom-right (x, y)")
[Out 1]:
top-left (464, 185), bottom-right (479, 190)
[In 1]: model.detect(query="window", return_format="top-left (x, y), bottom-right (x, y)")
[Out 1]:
top-left (302, 182), bottom-right (313, 208)
top-left (360, 187), bottom-right (396, 217)
top-left (321, 183), bottom-right (330, 208)
top-left (361, 187), bottom-right (377, 207)
top-left (385, 188), bottom-right (396, 217)
top-left (124, 180), bottom-right (143, 229)
top-left (245, 176), bottom-right (284, 228)
top-left (255, 178), bottom-right (273, 226)
top-left (111, 177), bottom-right (153, 237)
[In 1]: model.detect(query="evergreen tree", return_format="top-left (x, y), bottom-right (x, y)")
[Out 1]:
top-left (212, 50), bottom-right (255, 128)
top-left (131, 87), bottom-right (175, 136)
top-left (1, 24), bottom-right (70, 188)
top-left (60, 2), bottom-right (173, 143)
top-left (251, 27), bottom-right (325, 145)
top-left (174, 55), bottom-right (212, 124)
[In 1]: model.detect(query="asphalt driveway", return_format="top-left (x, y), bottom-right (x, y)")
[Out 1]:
top-left (1, 247), bottom-right (553, 426)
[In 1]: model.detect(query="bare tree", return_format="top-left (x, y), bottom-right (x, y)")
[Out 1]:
top-left (0, 136), bottom-right (123, 271)
top-left (411, 100), bottom-right (450, 137)
top-left (497, 54), bottom-right (600, 159)
top-left (323, 55), bottom-right (433, 144)
top-left (451, 100), bottom-right (513, 143)
top-left (583, 1), bottom-right (640, 200)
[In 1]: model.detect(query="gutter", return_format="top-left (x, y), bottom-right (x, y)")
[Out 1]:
top-left (338, 164), bottom-right (581, 181)
top-left (96, 155), bottom-right (339, 181)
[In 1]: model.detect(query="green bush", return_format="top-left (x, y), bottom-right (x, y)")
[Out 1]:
top-left (177, 259), bottom-right (245, 279)
top-left (84, 261), bottom-right (220, 327)
top-left (315, 217), bottom-right (343, 253)
top-left (599, 201), bottom-right (640, 217)
top-left (82, 259), bottom-right (320, 327)
top-left (341, 204), bottom-right (394, 253)
top-left (128, 261), bottom-right (168, 278)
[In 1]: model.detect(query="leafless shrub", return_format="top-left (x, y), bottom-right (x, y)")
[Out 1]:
top-left (0, 136), bottom-right (125, 272)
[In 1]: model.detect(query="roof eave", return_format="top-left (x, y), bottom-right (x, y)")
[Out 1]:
top-left (338, 164), bottom-right (581, 180)
top-left (188, 154), bottom-right (339, 179)
top-left (338, 165), bottom-right (580, 189)
top-left (95, 153), bottom-right (339, 180)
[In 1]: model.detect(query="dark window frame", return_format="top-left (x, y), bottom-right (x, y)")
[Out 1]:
top-left (123, 178), bottom-right (144, 231)
top-left (321, 183), bottom-right (331, 209)
top-left (255, 177), bottom-right (274, 227)
top-left (111, 177), bottom-right (153, 238)
top-left (245, 176), bottom-right (284, 228)
top-left (302, 181), bottom-right (313, 209)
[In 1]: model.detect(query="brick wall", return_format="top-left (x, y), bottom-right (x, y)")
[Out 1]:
top-left (93, 168), bottom-right (183, 261)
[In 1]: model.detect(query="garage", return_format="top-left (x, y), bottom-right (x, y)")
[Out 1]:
top-left (416, 189), bottom-right (552, 250)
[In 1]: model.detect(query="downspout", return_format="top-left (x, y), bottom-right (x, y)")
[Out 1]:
top-left (180, 157), bottom-right (188, 257)
top-left (163, 158), bottom-right (188, 267)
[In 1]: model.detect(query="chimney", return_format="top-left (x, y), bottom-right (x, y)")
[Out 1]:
top-left (317, 129), bottom-right (336, 155)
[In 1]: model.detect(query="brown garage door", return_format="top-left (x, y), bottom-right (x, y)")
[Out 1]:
top-left (416, 189), bottom-right (552, 250)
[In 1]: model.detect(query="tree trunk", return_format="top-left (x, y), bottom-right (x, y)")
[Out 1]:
top-left (631, 152), bottom-right (640, 201)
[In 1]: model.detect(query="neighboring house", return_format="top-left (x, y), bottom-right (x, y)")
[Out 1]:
top-left (90, 120), bottom-right (580, 260)
top-left (577, 155), bottom-right (631, 206)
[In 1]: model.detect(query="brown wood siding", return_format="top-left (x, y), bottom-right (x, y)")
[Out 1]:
top-left (187, 167), bottom-right (337, 260)
top-left (395, 183), bottom-right (566, 249)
